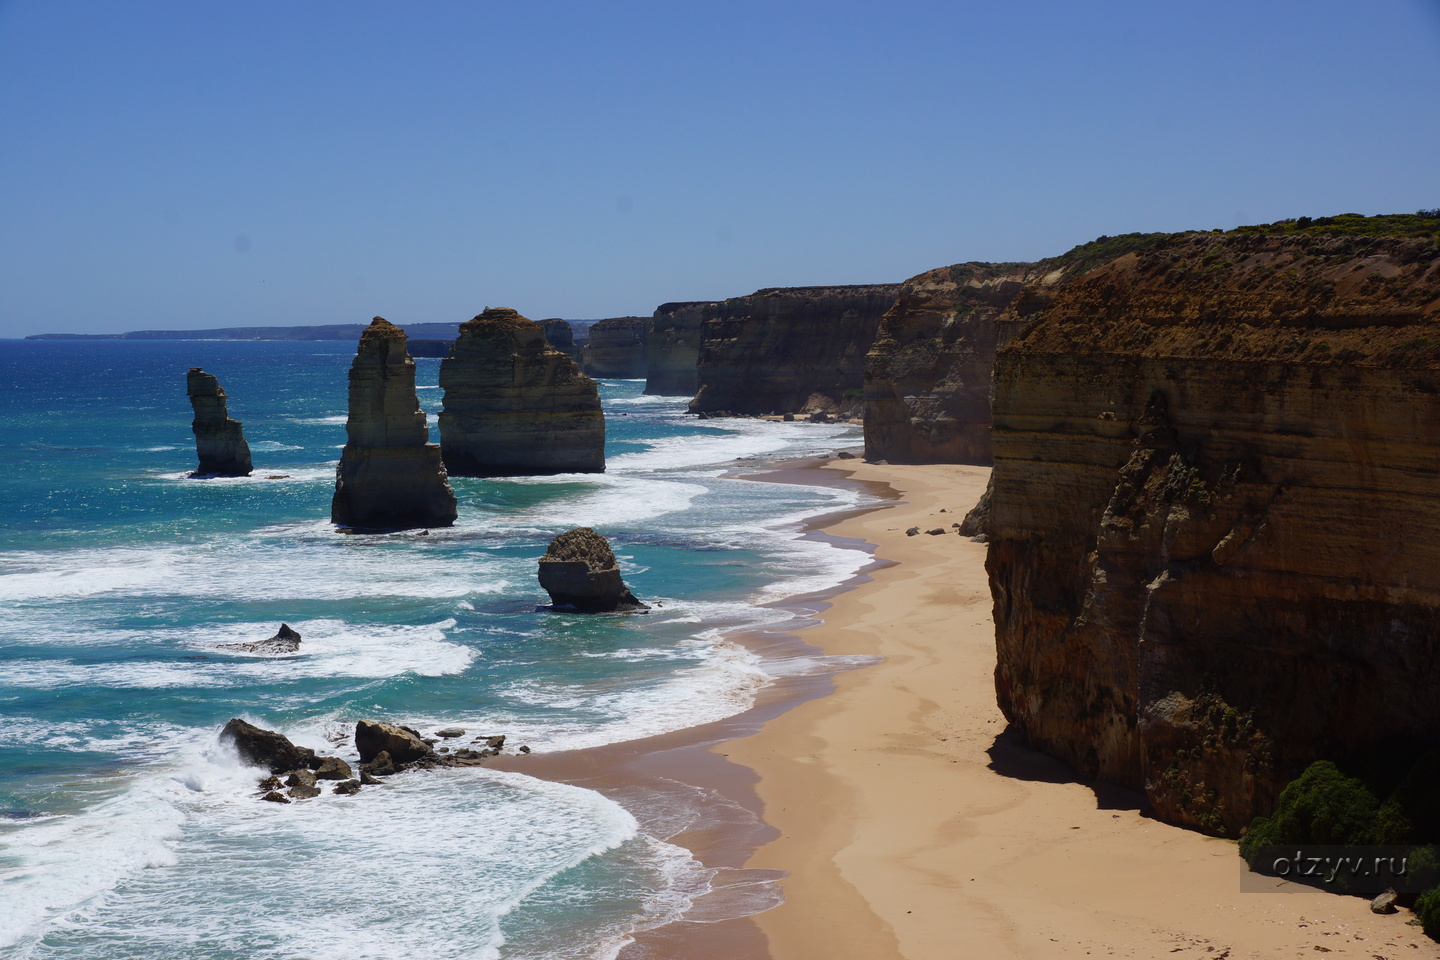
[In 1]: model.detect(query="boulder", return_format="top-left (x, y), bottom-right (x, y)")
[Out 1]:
top-left (186, 368), bottom-right (252, 477)
top-left (261, 791), bottom-right (290, 804)
top-left (537, 528), bottom-right (648, 613)
top-left (1371, 889), bottom-right (1399, 914)
top-left (331, 318), bottom-right (458, 530)
top-left (285, 770), bottom-right (318, 789)
top-left (332, 779), bottom-right (362, 796)
top-left (434, 727), bottom-right (465, 739)
top-left (438, 308), bottom-right (606, 476)
top-left (355, 720), bottom-right (433, 764)
top-left (220, 718), bottom-right (316, 774)
top-left (286, 783), bottom-right (321, 800)
top-left (313, 756), bottom-right (353, 781)
top-left (361, 751), bottom-right (397, 777)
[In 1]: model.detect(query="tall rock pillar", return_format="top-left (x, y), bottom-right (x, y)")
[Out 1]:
top-left (438, 308), bottom-right (605, 476)
top-left (332, 317), bottom-right (457, 530)
top-left (186, 367), bottom-right (252, 477)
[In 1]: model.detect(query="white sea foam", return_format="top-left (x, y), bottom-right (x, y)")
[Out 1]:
top-left (489, 475), bottom-right (707, 529)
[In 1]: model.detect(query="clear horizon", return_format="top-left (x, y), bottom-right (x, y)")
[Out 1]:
top-left (2, 0), bottom-right (1438, 338)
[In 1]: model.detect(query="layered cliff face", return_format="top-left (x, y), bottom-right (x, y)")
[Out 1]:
top-left (645, 302), bottom-right (711, 396)
top-left (581, 317), bottom-right (649, 379)
top-left (438, 308), bottom-right (605, 476)
top-left (332, 318), bottom-right (457, 530)
top-left (186, 368), bottom-right (252, 476)
top-left (540, 319), bottom-right (581, 363)
top-left (688, 284), bottom-right (900, 416)
top-left (863, 237), bottom-right (1169, 464)
top-left (987, 231), bottom-right (1440, 835)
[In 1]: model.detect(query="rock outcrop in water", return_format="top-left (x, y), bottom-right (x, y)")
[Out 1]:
top-left (219, 623), bottom-right (302, 655)
top-left (987, 228), bottom-right (1440, 835)
top-left (581, 317), bottom-right (649, 379)
top-left (438, 308), bottom-right (605, 476)
top-left (186, 368), bottom-right (252, 476)
top-left (331, 318), bottom-right (457, 530)
top-left (863, 239), bottom-right (1165, 464)
top-left (687, 284), bottom-right (900, 416)
top-left (645, 301), bottom-right (709, 395)
top-left (538, 527), bottom-right (648, 612)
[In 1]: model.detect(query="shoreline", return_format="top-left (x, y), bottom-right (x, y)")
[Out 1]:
top-left (507, 454), bottom-right (1440, 959)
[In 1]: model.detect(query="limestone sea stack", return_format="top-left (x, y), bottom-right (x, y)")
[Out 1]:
top-left (540, 319), bottom-right (582, 363)
top-left (186, 368), bottom-right (252, 476)
top-left (331, 318), bottom-right (457, 530)
top-left (987, 226), bottom-right (1440, 836)
top-left (538, 527), bottom-right (648, 612)
top-left (581, 317), bottom-right (649, 379)
top-left (438, 308), bottom-right (605, 476)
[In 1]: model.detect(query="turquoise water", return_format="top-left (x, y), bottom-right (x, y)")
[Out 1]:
top-left (0, 340), bottom-right (874, 959)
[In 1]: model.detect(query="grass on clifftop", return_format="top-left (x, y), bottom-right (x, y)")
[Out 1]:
top-left (1229, 210), bottom-right (1440, 239)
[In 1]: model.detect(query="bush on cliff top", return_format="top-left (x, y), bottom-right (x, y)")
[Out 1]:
top-left (1230, 210), bottom-right (1440, 238)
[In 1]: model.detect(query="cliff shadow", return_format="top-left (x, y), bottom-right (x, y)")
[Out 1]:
top-left (986, 724), bottom-right (1147, 813)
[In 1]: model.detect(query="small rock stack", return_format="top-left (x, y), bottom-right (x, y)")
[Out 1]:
top-left (186, 368), bottom-right (252, 477)
top-left (332, 318), bottom-right (457, 530)
top-left (537, 527), bottom-right (648, 612)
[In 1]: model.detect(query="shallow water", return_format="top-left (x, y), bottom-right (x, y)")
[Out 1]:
top-left (0, 339), bottom-right (876, 958)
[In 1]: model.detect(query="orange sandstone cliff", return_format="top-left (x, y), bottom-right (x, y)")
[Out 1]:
top-left (987, 230), bottom-right (1440, 834)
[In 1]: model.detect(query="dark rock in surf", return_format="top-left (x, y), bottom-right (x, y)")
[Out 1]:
top-left (537, 528), bottom-right (649, 613)
top-left (355, 720), bottom-right (434, 764)
top-left (332, 779), bottom-right (362, 796)
top-left (220, 718), bottom-right (317, 774)
top-left (219, 623), bottom-right (301, 655)
top-left (186, 368), bottom-right (252, 477)
top-left (313, 756), bottom-right (353, 781)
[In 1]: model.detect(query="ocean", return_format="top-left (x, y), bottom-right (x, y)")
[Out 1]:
top-left (0, 339), bottom-right (877, 959)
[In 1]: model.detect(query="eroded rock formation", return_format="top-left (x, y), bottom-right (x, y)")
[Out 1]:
top-left (645, 302), bottom-right (710, 395)
top-left (438, 308), bottom-right (605, 476)
top-left (186, 368), bottom-right (252, 476)
top-left (540, 319), bottom-right (582, 363)
top-left (688, 285), bottom-right (900, 416)
top-left (988, 230), bottom-right (1440, 835)
top-left (863, 239), bottom-right (1162, 464)
top-left (219, 623), bottom-right (301, 655)
top-left (582, 317), bottom-right (649, 379)
top-left (538, 527), bottom-right (647, 612)
top-left (331, 318), bottom-right (457, 530)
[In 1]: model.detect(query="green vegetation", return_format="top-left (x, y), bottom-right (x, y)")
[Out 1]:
top-left (1229, 210), bottom-right (1440, 239)
top-left (1241, 748), bottom-right (1440, 922)
top-left (1050, 232), bottom-right (1173, 275)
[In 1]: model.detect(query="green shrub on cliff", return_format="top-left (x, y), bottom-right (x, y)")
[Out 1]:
top-left (1230, 211), bottom-right (1440, 238)
top-left (1240, 761), bottom-right (1387, 866)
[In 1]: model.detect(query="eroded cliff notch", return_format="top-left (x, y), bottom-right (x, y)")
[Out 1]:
top-left (438, 308), bottom-right (605, 476)
top-left (987, 229), bottom-right (1440, 835)
top-left (186, 367), bottom-right (252, 477)
top-left (331, 317), bottom-right (457, 530)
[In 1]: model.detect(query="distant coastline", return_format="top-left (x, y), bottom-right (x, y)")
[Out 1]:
top-left (24, 320), bottom-right (605, 341)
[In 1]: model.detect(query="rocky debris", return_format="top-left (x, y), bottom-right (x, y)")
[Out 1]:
top-left (905, 527), bottom-right (920, 536)
top-left (925, 528), bottom-right (946, 535)
top-left (355, 720), bottom-right (433, 765)
top-left (581, 317), bottom-right (649, 379)
top-left (1371, 889), bottom-right (1399, 914)
top-left (687, 285), bottom-right (900, 417)
top-left (261, 791), bottom-right (290, 804)
top-left (221, 718), bottom-right (317, 774)
top-left (362, 751), bottom-right (397, 777)
top-left (434, 727), bottom-right (465, 739)
top-left (186, 368), bottom-right (252, 477)
top-left (333, 779), bottom-right (362, 796)
top-left (287, 782), bottom-right (321, 800)
top-left (782, 412), bottom-right (795, 422)
top-left (988, 230), bottom-right (1440, 836)
top-left (807, 411), bottom-right (831, 423)
top-left (518, 745), bottom-right (531, 755)
top-left (219, 623), bottom-right (301, 655)
top-left (438, 308), bottom-right (606, 476)
top-left (836, 450), bottom-right (856, 459)
top-left (286, 769), bottom-right (318, 789)
top-left (313, 756), bottom-right (352, 780)
top-left (331, 317), bottom-right (458, 531)
top-left (538, 528), bottom-right (648, 613)
top-left (359, 771), bottom-right (385, 786)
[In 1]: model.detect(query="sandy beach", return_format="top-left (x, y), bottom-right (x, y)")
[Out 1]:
top-left (731, 458), bottom-right (1440, 960)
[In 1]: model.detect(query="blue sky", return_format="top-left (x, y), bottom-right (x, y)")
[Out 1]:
top-left (1, 0), bottom-right (1437, 337)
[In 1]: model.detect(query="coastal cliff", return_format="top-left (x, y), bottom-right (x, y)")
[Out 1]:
top-left (863, 237), bottom-right (1166, 464)
top-left (689, 284), bottom-right (900, 416)
top-left (540, 319), bottom-right (582, 363)
top-left (581, 317), bottom-right (649, 379)
top-left (987, 227), bottom-right (1440, 834)
top-left (645, 301), bottom-right (710, 396)
top-left (438, 308), bottom-right (605, 476)
top-left (186, 368), bottom-right (252, 476)
top-left (332, 318), bottom-right (457, 530)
